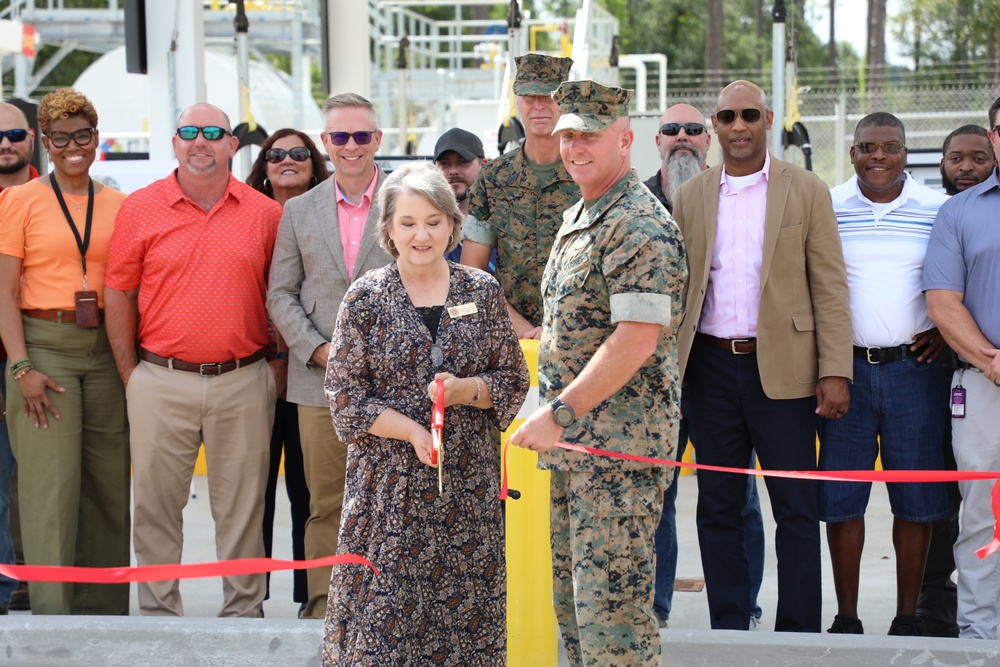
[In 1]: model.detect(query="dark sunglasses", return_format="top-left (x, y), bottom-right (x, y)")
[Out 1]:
top-left (0, 129), bottom-right (29, 143)
top-left (176, 125), bottom-right (231, 141)
top-left (327, 131), bottom-right (374, 146)
top-left (715, 108), bottom-right (763, 125)
top-left (854, 141), bottom-right (905, 155)
top-left (660, 122), bottom-right (706, 136)
top-left (265, 147), bottom-right (311, 163)
top-left (45, 128), bottom-right (95, 148)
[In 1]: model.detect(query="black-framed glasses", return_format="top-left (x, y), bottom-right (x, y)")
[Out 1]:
top-left (265, 147), bottom-right (311, 163)
top-left (715, 108), bottom-right (763, 125)
top-left (660, 122), bottom-right (706, 136)
top-left (854, 141), bottom-right (905, 155)
top-left (45, 128), bottom-right (95, 148)
top-left (327, 131), bottom-right (375, 146)
top-left (0, 129), bottom-right (29, 143)
top-left (993, 125), bottom-right (1000, 135)
top-left (176, 125), bottom-right (231, 141)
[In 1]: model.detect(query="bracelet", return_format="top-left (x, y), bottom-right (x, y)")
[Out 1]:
top-left (9, 358), bottom-right (32, 376)
top-left (468, 377), bottom-right (482, 406)
top-left (12, 365), bottom-right (33, 381)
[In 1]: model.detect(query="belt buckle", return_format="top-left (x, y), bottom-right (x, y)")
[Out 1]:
top-left (731, 338), bottom-right (752, 355)
top-left (199, 363), bottom-right (221, 377)
top-left (866, 346), bottom-right (881, 365)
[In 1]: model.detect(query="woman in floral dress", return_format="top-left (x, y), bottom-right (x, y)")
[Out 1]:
top-left (324, 162), bottom-right (529, 666)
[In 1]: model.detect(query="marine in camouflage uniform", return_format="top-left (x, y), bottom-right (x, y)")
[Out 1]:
top-left (462, 53), bottom-right (580, 331)
top-left (510, 80), bottom-right (687, 667)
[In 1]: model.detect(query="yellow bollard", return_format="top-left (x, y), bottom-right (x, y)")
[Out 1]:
top-left (505, 340), bottom-right (558, 666)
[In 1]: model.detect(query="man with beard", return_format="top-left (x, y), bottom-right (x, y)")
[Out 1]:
top-left (644, 103), bottom-right (767, 631)
top-left (434, 127), bottom-right (484, 218)
top-left (105, 103), bottom-right (282, 617)
top-left (917, 123), bottom-right (995, 637)
top-left (644, 103), bottom-right (710, 213)
top-left (433, 128), bottom-right (487, 264)
top-left (0, 100), bottom-right (37, 614)
top-left (460, 53), bottom-right (579, 339)
top-left (939, 125), bottom-right (994, 196)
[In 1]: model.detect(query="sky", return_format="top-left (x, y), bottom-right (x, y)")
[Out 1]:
top-left (808, 0), bottom-right (907, 65)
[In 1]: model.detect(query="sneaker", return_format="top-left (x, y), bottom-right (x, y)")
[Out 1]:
top-left (888, 614), bottom-right (922, 636)
top-left (827, 614), bottom-right (864, 634)
top-left (749, 611), bottom-right (762, 631)
top-left (8, 583), bottom-right (29, 611)
top-left (654, 610), bottom-right (669, 629)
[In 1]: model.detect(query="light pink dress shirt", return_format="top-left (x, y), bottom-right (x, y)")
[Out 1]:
top-left (698, 152), bottom-right (771, 338)
top-left (336, 167), bottom-right (379, 280)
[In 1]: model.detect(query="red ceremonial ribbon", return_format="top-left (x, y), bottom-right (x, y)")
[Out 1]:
top-left (0, 554), bottom-right (379, 584)
top-left (500, 440), bottom-right (1000, 560)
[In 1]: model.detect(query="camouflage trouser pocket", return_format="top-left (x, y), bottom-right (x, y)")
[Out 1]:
top-left (588, 486), bottom-right (658, 602)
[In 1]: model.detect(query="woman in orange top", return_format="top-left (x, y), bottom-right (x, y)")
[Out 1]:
top-left (0, 88), bottom-right (130, 615)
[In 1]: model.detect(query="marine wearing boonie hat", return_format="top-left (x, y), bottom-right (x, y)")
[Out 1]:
top-left (513, 53), bottom-right (574, 96)
top-left (551, 80), bottom-right (633, 134)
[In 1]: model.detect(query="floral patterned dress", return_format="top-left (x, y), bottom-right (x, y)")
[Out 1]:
top-left (324, 262), bottom-right (529, 667)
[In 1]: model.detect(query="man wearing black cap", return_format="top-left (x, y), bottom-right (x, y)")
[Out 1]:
top-left (434, 127), bottom-right (484, 219)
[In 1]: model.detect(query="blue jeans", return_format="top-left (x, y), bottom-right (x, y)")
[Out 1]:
top-left (653, 391), bottom-right (764, 622)
top-left (0, 371), bottom-right (18, 607)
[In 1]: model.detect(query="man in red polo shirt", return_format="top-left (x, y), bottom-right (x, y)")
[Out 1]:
top-left (0, 100), bottom-right (39, 614)
top-left (105, 103), bottom-right (282, 617)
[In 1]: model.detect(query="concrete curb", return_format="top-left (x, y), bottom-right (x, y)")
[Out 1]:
top-left (0, 618), bottom-right (996, 666)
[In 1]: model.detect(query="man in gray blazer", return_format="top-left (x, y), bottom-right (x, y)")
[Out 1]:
top-left (267, 93), bottom-right (392, 619)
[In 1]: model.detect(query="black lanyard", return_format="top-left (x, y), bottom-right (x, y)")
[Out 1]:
top-left (51, 176), bottom-right (94, 286)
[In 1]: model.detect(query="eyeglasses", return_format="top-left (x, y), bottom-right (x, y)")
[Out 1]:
top-left (265, 147), bottom-right (311, 163)
top-left (660, 122), bottom-right (706, 136)
top-left (176, 126), bottom-right (231, 141)
top-left (715, 108), bottom-right (763, 125)
top-left (45, 128), bottom-right (95, 148)
top-left (327, 131), bottom-right (375, 146)
top-left (854, 141), bottom-right (905, 155)
top-left (0, 129), bottom-right (29, 143)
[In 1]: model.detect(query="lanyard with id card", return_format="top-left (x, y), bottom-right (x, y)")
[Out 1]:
top-left (952, 368), bottom-right (966, 418)
top-left (51, 176), bottom-right (100, 328)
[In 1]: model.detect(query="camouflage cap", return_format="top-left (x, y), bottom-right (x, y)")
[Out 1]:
top-left (551, 80), bottom-right (633, 133)
top-left (513, 54), bottom-right (574, 96)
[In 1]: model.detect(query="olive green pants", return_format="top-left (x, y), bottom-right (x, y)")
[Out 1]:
top-left (6, 316), bottom-right (130, 615)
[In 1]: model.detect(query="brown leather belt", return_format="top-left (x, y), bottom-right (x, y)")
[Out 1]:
top-left (23, 309), bottom-right (104, 324)
top-left (696, 332), bottom-right (757, 355)
top-left (140, 348), bottom-right (266, 377)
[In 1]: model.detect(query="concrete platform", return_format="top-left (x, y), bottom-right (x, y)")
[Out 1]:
top-left (1, 475), bottom-right (993, 666)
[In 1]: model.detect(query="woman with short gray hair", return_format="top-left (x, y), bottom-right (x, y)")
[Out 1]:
top-left (323, 161), bottom-right (528, 665)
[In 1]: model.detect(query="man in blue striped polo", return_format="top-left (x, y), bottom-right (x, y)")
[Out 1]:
top-left (818, 112), bottom-right (950, 637)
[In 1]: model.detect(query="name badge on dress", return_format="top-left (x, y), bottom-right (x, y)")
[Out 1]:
top-left (447, 303), bottom-right (478, 318)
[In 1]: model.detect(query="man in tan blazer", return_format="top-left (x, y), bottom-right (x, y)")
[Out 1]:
top-left (672, 80), bottom-right (853, 633)
top-left (267, 93), bottom-right (392, 619)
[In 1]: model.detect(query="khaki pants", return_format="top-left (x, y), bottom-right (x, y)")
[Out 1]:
top-left (297, 405), bottom-right (349, 619)
top-left (6, 317), bottom-right (130, 615)
top-left (127, 358), bottom-right (275, 617)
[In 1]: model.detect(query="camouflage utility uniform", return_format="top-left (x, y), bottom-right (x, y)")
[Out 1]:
top-left (538, 170), bottom-right (687, 666)
top-left (463, 149), bottom-right (580, 325)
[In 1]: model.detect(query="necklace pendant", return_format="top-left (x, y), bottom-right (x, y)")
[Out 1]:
top-left (431, 344), bottom-right (444, 368)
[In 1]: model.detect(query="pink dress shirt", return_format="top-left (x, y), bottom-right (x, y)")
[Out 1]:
top-left (336, 168), bottom-right (379, 280)
top-left (698, 152), bottom-right (770, 339)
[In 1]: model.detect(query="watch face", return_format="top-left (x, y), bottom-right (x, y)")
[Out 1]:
top-left (553, 405), bottom-right (574, 427)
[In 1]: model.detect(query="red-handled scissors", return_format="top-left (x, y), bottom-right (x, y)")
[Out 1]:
top-left (431, 378), bottom-right (444, 494)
